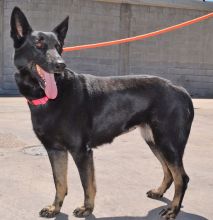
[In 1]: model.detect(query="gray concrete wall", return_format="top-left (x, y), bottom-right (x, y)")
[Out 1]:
top-left (0, 0), bottom-right (3, 93)
top-left (98, 0), bottom-right (213, 11)
top-left (1, 0), bottom-right (213, 97)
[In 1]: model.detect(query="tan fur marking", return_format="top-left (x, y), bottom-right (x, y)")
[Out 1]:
top-left (140, 124), bottom-right (155, 144)
top-left (167, 164), bottom-right (187, 208)
top-left (84, 163), bottom-right (96, 209)
top-left (147, 145), bottom-right (173, 197)
top-left (157, 162), bottom-right (173, 194)
top-left (45, 151), bottom-right (68, 212)
top-left (52, 152), bottom-right (68, 211)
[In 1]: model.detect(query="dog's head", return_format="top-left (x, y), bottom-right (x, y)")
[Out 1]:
top-left (10, 7), bottom-right (69, 99)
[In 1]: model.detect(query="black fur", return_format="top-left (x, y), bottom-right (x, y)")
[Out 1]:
top-left (11, 7), bottom-right (194, 220)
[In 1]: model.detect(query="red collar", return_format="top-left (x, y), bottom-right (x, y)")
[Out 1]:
top-left (27, 96), bottom-right (49, 106)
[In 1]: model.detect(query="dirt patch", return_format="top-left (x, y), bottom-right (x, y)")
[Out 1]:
top-left (22, 145), bottom-right (47, 156)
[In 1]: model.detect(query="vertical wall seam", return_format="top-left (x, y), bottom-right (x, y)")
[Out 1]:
top-left (118, 3), bottom-right (131, 75)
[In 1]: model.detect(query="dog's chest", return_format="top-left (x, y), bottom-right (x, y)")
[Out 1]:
top-left (30, 107), bottom-right (82, 148)
top-left (30, 108), bottom-right (61, 138)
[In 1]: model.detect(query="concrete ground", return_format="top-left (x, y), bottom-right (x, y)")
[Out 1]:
top-left (0, 98), bottom-right (212, 220)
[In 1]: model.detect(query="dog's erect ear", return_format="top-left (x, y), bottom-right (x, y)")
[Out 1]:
top-left (10, 7), bottom-right (32, 47)
top-left (53, 16), bottom-right (69, 46)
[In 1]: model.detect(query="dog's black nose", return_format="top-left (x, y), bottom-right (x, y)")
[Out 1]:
top-left (55, 62), bottom-right (66, 72)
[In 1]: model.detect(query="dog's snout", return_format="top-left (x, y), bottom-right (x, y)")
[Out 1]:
top-left (55, 62), bottom-right (66, 72)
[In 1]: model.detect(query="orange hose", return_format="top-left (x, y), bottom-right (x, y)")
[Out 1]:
top-left (63, 12), bottom-right (213, 52)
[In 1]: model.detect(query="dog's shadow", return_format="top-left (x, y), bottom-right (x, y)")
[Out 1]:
top-left (54, 197), bottom-right (207, 220)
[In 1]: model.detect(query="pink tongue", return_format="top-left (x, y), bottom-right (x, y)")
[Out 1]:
top-left (43, 71), bottom-right (58, 99)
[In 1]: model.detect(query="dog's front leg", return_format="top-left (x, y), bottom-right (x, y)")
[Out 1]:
top-left (71, 148), bottom-right (96, 217)
top-left (40, 149), bottom-right (68, 218)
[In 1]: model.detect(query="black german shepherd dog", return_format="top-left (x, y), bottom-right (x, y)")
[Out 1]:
top-left (10, 7), bottom-right (194, 220)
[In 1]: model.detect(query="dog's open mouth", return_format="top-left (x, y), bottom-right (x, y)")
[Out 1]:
top-left (36, 65), bottom-right (58, 99)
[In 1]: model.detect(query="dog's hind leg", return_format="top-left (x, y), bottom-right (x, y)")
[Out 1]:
top-left (141, 121), bottom-right (191, 219)
top-left (146, 146), bottom-right (173, 199)
top-left (140, 124), bottom-right (173, 199)
top-left (158, 109), bottom-right (192, 219)
top-left (157, 139), bottom-right (189, 219)
top-left (71, 148), bottom-right (96, 218)
top-left (40, 149), bottom-right (68, 218)
top-left (160, 157), bottom-right (189, 220)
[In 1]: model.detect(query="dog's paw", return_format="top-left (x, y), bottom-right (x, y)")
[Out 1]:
top-left (73, 206), bottom-right (93, 218)
top-left (146, 189), bottom-right (163, 199)
top-left (39, 205), bottom-right (60, 218)
top-left (159, 207), bottom-right (179, 220)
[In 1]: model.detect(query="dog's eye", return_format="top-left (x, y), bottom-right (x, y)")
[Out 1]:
top-left (35, 41), bottom-right (43, 49)
top-left (35, 38), bottom-right (45, 49)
